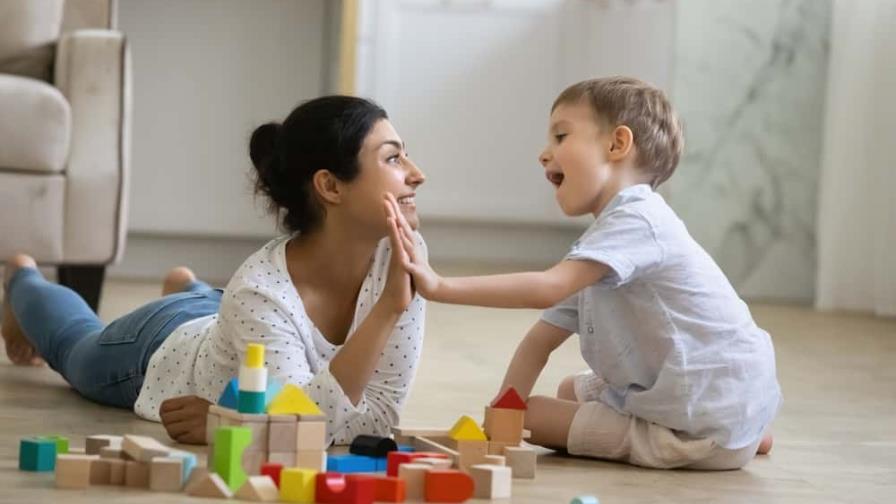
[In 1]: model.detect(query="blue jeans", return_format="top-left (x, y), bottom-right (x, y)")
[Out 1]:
top-left (6, 267), bottom-right (221, 409)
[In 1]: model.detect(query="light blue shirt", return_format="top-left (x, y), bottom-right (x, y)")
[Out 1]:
top-left (543, 184), bottom-right (781, 449)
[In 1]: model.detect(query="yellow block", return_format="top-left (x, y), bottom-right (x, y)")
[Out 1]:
top-left (449, 415), bottom-right (487, 441)
top-left (267, 384), bottom-right (324, 416)
top-left (279, 468), bottom-right (316, 503)
top-left (245, 343), bottom-right (265, 368)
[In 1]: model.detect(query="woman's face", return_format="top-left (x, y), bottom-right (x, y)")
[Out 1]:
top-left (342, 119), bottom-right (425, 236)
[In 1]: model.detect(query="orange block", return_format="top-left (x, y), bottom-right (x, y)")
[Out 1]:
top-left (424, 469), bottom-right (474, 503)
top-left (374, 476), bottom-right (406, 503)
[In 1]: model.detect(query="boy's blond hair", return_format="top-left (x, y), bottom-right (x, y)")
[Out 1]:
top-left (553, 77), bottom-right (683, 188)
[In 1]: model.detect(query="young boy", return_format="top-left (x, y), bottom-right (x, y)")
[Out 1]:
top-left (383, 76), bottom-right (780, 469)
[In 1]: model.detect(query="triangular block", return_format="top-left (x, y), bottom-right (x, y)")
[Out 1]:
top-left (448, 415), bottom-right (487, 441)
top-left (266, 384), bottom-right (323, 416)
top-left (265, 376), bottom-right (284, 409)
top-left (236, 475), bottom-right (280, 502)
top-left (217, 378), bottom-right (240, 409)
top-left (186, 472), bottom-right (234, 498)
top-left (490, 387), bottom-right (527, 410)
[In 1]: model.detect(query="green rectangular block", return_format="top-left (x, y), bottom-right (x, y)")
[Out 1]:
top-left (213, 426), bottom-right (252, 492)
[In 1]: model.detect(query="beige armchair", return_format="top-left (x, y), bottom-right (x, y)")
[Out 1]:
top-left (0, 0), bottom-right (130, 311)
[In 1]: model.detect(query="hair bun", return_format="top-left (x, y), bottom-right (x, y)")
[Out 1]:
top-left (249, 122), bottom-right (281, 170)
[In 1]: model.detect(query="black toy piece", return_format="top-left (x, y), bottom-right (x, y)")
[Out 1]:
top-left (349, 434), bottom-right (398, 458)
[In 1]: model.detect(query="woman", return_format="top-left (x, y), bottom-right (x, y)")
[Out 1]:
top-left (1, 95), bottom-right (427, 445)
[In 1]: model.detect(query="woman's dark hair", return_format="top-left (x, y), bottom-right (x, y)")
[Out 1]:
top-left (249, 95), bottom-right (388, 233)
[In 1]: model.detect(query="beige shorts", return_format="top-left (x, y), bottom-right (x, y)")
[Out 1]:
top-left (568, 370), bottom-right (762, 470)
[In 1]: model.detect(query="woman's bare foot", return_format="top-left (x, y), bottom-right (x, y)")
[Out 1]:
top-left (2, 254), bottom-right (44, 366)
top-left (756, 434), bottom-right (773, 455)
top-left (162, 267), bottom-right (197, 296)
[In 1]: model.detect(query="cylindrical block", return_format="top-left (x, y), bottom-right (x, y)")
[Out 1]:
top-left (239, 365), bottom-right (268, 393)
top-left (238, 390), bottom-right (266, 414)
top-left (245, 343), bottom-right (265, 368)
top-left (350, 435), bottom-right (398, 458)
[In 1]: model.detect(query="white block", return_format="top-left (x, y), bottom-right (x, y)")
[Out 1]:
top-left (238, 365), bottom-right (268, 392)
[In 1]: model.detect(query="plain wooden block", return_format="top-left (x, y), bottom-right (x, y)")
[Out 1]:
top-left (470, 464), bottom-right (512, 499)
top-left (483, 454), bottom-right (506, 465)
top-left (295, 449), bottom-right (327, 471)
top-left (56, 454), bottom-right (98, 489)
top-left (186, 472), bottom-right (234, 498)
top-left (240, 418), bottom-right (269, 452)
top-left (455, 439), bottom-right (489, 472)
top-left (124, 460), bottom-right (150, 487)
top-left (296, 420), bottom-right (326, 451)
top-left (86, 435), bottom-right (123, 455)
top-left (484, 406), bottom-right (525, 444)
top-left (504, 445), bottom-right (536, 479)
top-left (268, 418), bottom-right (297, 452)
top-left (206, 411), bottom-right (221, 445)
top-left (99, 446), bottom-right (126, 460)
top-left (267, 451), bottom-right (296, 467)
top-left (241, 449), bottom-right (267, 475)
top-left (397, 463), bottom-right (429, 500)
top-left (149, 456), bottom-right (184, 492)
top-left (108, 459), bottom-right (126, 485)
top-left (89, 458), bottom-right (112, 485)
top-left (122, 435), bottom-right (169, 462)
top-left (414, 457), bottom-right (452, 469)
top-left (488, 441), bottom-right (514, 456)
top-left (411, 436), bottom-right (459, 466)
top-left (236, 475), bottom-right (280, 502)
top-left (392, 426), bottom-right (450, 438)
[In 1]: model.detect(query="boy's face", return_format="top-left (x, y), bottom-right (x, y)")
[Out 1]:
top-left (539, 102), bottom-right (615, 216)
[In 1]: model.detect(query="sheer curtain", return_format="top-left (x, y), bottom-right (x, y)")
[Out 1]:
top-left (816, 0), bottom-right (896, 316)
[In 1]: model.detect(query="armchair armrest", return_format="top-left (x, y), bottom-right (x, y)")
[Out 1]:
top-left (54, 29), bottom-right (130, 264)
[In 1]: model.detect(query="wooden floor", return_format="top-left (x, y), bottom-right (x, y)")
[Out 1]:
top-left (1, 274), bottom-right (894, 503)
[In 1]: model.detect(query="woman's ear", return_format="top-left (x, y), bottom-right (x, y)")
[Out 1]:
top-left (311, 170), bottom-right (343, 205)
top-left (608, 125), bottom-right (634, 161)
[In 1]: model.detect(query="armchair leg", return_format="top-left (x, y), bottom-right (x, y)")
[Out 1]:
top-left (57, 265), bottom-right (105, 313)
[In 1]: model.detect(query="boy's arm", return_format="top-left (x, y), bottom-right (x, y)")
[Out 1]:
top-left (498, 320), bottom-right (574, 399)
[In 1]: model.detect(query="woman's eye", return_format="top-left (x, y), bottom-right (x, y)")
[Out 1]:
top-left (387, 154), bottom-right (400, 164)
top-left (555, 134), bottom-right (567, 143)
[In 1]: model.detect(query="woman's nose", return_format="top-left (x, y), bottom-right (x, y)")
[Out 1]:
top-left (407, 160), bottom-right (426, 187)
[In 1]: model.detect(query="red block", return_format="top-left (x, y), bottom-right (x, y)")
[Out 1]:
top-left (315, 472), bottom-right (376, 504)
top-left (374, 476), bottom-right (406, 502)
top-left (260, 462), bottom-right (284, 488)
top-left (490, 387), bottom-right (527, 410)
top-left (386, 451), bottom-right (449, 477)
top-left (424, 469), bottom-right (474, 503)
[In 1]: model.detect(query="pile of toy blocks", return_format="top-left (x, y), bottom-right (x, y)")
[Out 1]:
top-left (19, 433), bottom-right (197, 492)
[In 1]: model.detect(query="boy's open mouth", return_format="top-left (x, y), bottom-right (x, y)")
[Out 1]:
top-left (546, 171), bottom-right (564, 188)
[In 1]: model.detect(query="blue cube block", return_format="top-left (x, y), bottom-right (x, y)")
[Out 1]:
top-left (326, 454), bottom-right (378, 473)
top-left (397, 444), bottom-right (415, 452)
top-left (19, 438), bottom-right (57, 472)
top-left (375, 457), bottom-right (388, 472)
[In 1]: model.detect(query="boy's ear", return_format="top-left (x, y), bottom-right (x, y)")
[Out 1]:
top-left (608, 125), bottom-right (634, 161)
top-left (312, 169), bottom-right (343, 205)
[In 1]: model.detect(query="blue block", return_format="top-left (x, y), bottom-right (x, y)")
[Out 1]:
top-left (375, 457), bottom-right (388, 472)
top-left (238, 390), bottom-right (266, 413)
top-left (265, 376), bottom-right (284, 409)
top-left (170, 451), bottom-right (197, 482)
top-left (397, 444), bottom-right (415, 453)
top-left (326, 454), bottom-right (378, 473)
top-left (19, 438), bottom-right (56, 472)
top-left (217, 377), bottom-right (239, 409)
top-left (570, 496), bottom-right (599, 504)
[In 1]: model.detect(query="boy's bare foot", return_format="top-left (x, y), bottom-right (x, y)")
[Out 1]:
top-left (2, 254), bottom-right (45, 366)
top-left (756, 434), bottom-right (773, 455)
top-left (162, 267), bottom-right (197, 296)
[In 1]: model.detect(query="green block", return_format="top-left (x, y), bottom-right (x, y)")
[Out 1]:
top-left (213, 426), bottom-right (252, 492)
top-left (19, 438), bottom-right (57, 472)
top-left (39, 435), bottom-right (69, 454)
top-left (238, 390), bottom-right (265, 414)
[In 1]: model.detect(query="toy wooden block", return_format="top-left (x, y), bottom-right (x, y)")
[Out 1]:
top-left (268, 416), bottom-right (298, 451)
top-left (424, 469), bottom-right (474, 503)
top-left (414, 457), bottom-right (452, 469)
top-left (391, 426), bottom-right (449, 445)
top-left (124, 460), bottom-right (150, 487)
top-left (238, 343), bottom-right (268, 414)
top-left (491, 387), bottom-right (527, 409)
top-left (386, 451), bottom-right (450, 477)
top-left (213, 426), bottom-right (253, 491)
top-left (487, 440), bottom-right (514, 456)
top-left (206, 409), bottom-right (221, 445)
top-left (267, 384), bottom-right (323, 416)
top-left (260, 462), bottom-right (283, 488)
top-left (483, 454), bottom-right (505, 465)
top-left (86, 434), bottom-right (122, 455)
top-left (297, 449), bottom-right (327, 472)
top-left (373, 476), bottom-right (406, 503)
top-left (56, 454), bottom-right (98, 489)
top-left (242, 448), bottom-right (267, 475)
top-left (296, 420), bottom-right (327, 450)
top-left (169, 449), bottom-right (197, 483)
top-left (350, 434), bottom-right (398, 458)
top-left (410, 437), bottom-right (458, 465)
top-left (315, 473), bottom-right (376, 504)
top-left (448, 415), bottom-right (487, 441)
top-left (454, 439), bottom-right (488, 472)
top-left (89, 458), bottom-right (112, 485)
top-left (504, 445), bottom-right (536, 479)
top-left (99, 446), bottom-right (126, 459)
top-left (280, 467), bottom-right (317, 503)
top-left (108, 458), bottom-right (126, 485)
top-left (327, 453), bottom-right (377, 473)
top-left (186, 471), bottom-right (234, 499)
top-left (483, 406), bottom-right (525, 444)
top-left (149, 456), bottom-right (184, 492)
top-left (470, 464), bottom-right (511, 499)
top-left (268, 451), bottom-right (296, 467)
top-left (397, 463), bottom-right (429, 500)
top-left (184, 466), bottom-right (209, 488)
top-left (236, 475), bottom-right (280, 502)
top-left (218, 377), bottom-right (240, 409)
top-left (122, 434), bottom-right (170, 462)
top-left (570, 496), bottom-right (600, 504)
top-left (19, 438), bottom-right (57, 471)
top-left (40, 435), bottom-right (69, 454)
